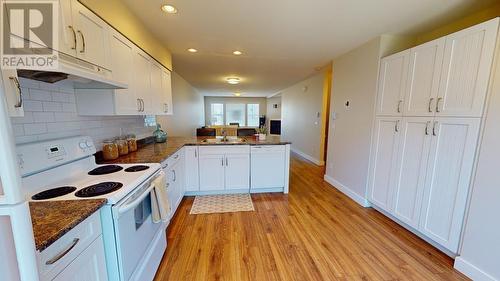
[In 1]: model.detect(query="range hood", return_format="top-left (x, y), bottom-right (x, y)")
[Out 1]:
top-left (17, 52), bottom-right (127, 89)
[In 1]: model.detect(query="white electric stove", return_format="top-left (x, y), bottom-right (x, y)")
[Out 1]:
top-left (17, 136), bottom-right (168, 281)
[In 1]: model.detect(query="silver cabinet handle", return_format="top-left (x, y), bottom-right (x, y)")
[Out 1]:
top-left (428, 98), bottom-right (434, 113)
top-left (137, 99), bottom-right (141, 112)
top-left (46, 238), bottom-right (79, 265)
top-left (221, 157), bottom-right (224, 166)
top-left (397, 100), bottom-right (403, 113)
top-left (432, 121), bottom-right (438, 136)
top-left (174, 154), bottom-right (179, 159)
top-left (77, 30), bottom-right (85, 53)
top-left (9, 76), bottom-right (22, 108)
top-left (141, 99), bottom-right (145, 112)
top-left (172, 170), bottom-right (176, 182)
top-left (225, 157), bottom-right (228, 166)
top-left (425, 121), bottom-right (430, 135)
top-left (194, 149), bottom-right (197, 158)
top-left (436, 97), bottom-right (443, 113)
top-left (395, 120), bottom-right (400, 133)
top-left (68, 26), bottom-right (77, 50)
top-left (164, 103), bottom-right (168, 113)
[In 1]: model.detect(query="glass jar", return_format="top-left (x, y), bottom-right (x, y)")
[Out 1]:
top-left (102, 140), bottom-right (119, 160)
top-left (115, 137), bottom-right (129, 156)
top-left (127, 134), bottom-right (137, 152)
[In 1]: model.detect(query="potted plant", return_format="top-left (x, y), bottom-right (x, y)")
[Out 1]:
top-left (257, 126), bottom-right (267, 141)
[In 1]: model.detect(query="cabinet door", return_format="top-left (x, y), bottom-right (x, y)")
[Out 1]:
top-left (225, 153), bottom-right (250, 190)
top-left (367, 117), bottom-right (402, 212)
top-left (185, 147), bottom-right (200, 191)
top-left (53, 236), bottom-right (108, 281)
top-left (58, 0), bottom-right (77, 56)
top-left (199, 154), bottom-right (225, 191)
top-left (392, 117), bottom-right (432, 228)
top-left (150, 62), bottom-right (163, 114)
top-left (71, 0), bottom-right (110, 68)
top-left (161, 68), bottom-right (173, 115)
top-left (404, 38), bottom-right (445, 117)
top-left (419, 118), bottom-right (480, 252)
top-left (376, 50), bottom-right (409, 116)
top-left (133, 49), bottom-right (152, 114)
top-left (436, 18), bottom-right (499, 117)
top-left (109, 30), bottom-right (137, 114)
top-left (1, 70), bottom-right (24, 117)
top-left (251, 147), bottom-right (286, 189)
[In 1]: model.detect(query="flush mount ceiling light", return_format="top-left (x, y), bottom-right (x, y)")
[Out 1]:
top-left (226, 77), bottom-right (240, 84)
top-left (232, 50), bottom-right (242, 55)
top-left (161, 4), bottom-right (178, 14)
top-left (234, 92), bottom-right (242, 96)
top-left (187, 48), bottom-right (198, 53)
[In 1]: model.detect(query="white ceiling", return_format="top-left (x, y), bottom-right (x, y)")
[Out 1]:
top-left (123, 0), bottom-right (497, 97)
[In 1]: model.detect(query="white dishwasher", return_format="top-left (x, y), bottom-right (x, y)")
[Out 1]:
top-left (250, 145), bottom-right (286, 191)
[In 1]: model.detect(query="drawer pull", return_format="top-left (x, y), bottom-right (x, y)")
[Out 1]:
top-left (46, 238), bottom-right (79, 265)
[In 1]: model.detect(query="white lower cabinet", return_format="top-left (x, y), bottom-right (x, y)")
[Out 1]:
top-left (52, 236), bottom-right (107, 281)
top-left (184, 146), bottom-right (200, 191)
top-left (368, 117), bottom-right (481, 253)
top-left (162, 150), bottom-right (185, 217)
top-left (198, 146), bottom-right (250, 191)
top-left (250, 146), bottom-right (286, 190)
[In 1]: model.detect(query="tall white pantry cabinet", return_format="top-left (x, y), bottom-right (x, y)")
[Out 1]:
top-left (368, 18), bottom-right (499, 254)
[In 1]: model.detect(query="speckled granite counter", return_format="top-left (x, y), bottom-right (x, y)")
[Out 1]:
top-left (99, 136), bottom-right (290, 164)
top-left (29, 199), bottom-right (106, 251)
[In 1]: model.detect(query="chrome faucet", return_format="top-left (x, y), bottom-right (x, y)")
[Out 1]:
top-left (221, 129), bottom-right (228, 142)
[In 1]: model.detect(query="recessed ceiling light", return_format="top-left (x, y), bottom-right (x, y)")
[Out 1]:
top-left (234, 92), bottom-right (241, 96)
top-left (233, 50), bottom-right (242, 55)
top-left (161, 4), bottom-right (178, 14)
top-left (226, 77), bottom-right (240, 84)
top-left (187, 48), bottom-right (198, 53)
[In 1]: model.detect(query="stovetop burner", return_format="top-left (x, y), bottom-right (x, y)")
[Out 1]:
top-left (88, 165), bottom-right (123, 175)
top-left (31, 186), bottom-right (77, 200)
top-left (124, 165), bottom-right (150, 172)
top-left (75, 182), bottom-right (123, 198)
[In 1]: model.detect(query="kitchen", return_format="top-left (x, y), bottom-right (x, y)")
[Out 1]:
top-left (1, 0), bottom-right (500, 281)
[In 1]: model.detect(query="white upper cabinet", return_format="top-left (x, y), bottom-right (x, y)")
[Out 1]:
top-left (161, 69), bottom-right (173, 115)
top-left (419, 118), bottom-right (480, 252)
top-left (404, 38), bottom-right (445, 117)
top-left (436, 18), bottom-right (499, 117)
top-left (109, 30), bottom-right (137, 114)
top-left (70, 0), bottom-right (110, 69)
top-left (392, 117), bottom-right (432, 228)
top-left (2, 70), bottom-right (24, 117)
top-left (376, 50), bottom-right (410, 116)
top-left (367, 117), bottom-right (402, 212)
top-left (150, 62), bottom-right (173, 115)
top-left (58, 0), bottom-right (77, 56)
top-left (133, 49), bottom-right (152, 114)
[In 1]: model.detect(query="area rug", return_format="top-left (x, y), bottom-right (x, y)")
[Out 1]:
top-left (190, 194), bottom-right (255, 214)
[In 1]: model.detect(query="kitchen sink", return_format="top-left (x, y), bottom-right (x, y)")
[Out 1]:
top-left (202, 137), bottom-right (247, 144)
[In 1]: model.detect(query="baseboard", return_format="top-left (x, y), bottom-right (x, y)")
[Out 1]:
top-left (455, 257), bottom-right (498, 281)
top-left (291, 148), bottom-right (324, 166)
top-left (323, 175), bottom-right (371, 207)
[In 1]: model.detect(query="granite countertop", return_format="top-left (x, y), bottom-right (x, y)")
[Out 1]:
top-left (29, 199), bottom-right (106, 251)
top-left (100, 136), bottom-right (290, 164)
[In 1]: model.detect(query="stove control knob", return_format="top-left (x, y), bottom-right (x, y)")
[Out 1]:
top-left (85, 140), bottom-right (93, 148)
top-left (79, 142), bottom-right (87, 149)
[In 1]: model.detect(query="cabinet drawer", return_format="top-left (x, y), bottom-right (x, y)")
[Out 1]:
top-left (37, 212), bottom-right (102, 281)
top-left (251, 145), bottom-right (285, 153)
top-left (199, 145), bottom-right (250, 155)
top-left (162, 149), bottom-right (183, 169)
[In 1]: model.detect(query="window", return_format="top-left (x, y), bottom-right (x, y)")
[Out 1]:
top-left (210, 103), bottom-right (224, 125)
top-left (247, 104), bottom-right (260, 127)
top-left (226, 104), bottom-right (245, 126)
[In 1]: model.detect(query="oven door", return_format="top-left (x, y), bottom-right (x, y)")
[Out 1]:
top-left (111, 173), bottom-right (165, 281)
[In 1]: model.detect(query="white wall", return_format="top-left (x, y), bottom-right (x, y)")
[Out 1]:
top-left (454, 43), bottom-right (500, 281)
top-left (281, 72), bottom-right (324, 165)
top-left (324, 35), bottom-right (414, 206)
top-left (157, 72), bottom-right (204, 136)
top-left (10, 78), bottom-right (152, 149)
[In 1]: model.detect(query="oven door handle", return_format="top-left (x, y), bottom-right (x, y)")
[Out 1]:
top-left (116, 183), bottom-right (155, 216)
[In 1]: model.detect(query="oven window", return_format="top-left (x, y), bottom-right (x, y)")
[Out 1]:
top-left (134, 194), bottom-right (152, 230)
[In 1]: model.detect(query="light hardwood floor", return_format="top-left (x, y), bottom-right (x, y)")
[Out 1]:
top-left (154, 154), bottom-right (469, 281)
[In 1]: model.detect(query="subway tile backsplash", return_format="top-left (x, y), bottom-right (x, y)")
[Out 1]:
top-left (11, 78), bottom-right (154, 149)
